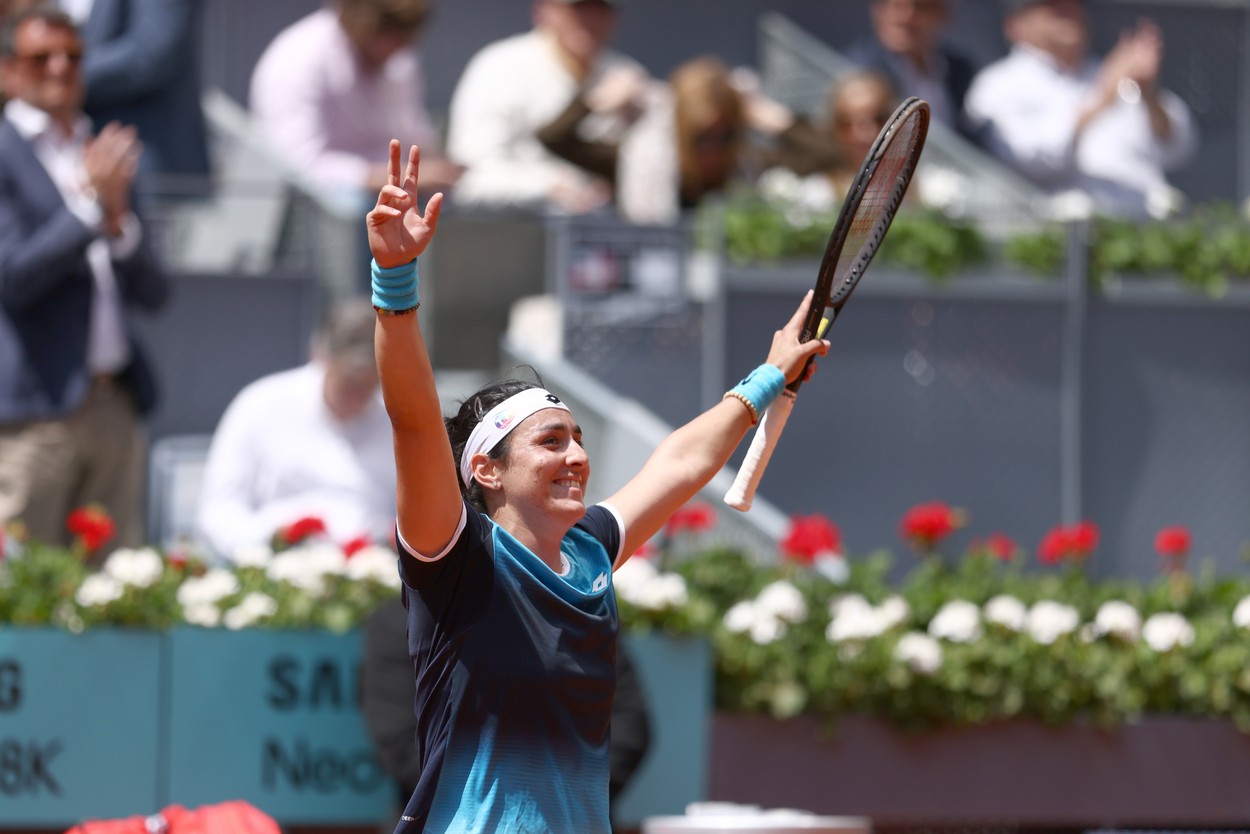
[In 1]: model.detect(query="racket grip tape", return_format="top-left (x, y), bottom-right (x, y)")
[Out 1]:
top-left (723, 390), bottom-right (797, 512)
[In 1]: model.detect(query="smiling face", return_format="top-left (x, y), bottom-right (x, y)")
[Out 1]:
top-left (2, 16), bottom-right (84, 127)
top-left (475, 408), bottom-right (590, 531)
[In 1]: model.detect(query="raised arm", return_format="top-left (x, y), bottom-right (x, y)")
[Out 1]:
top-left (368, 141), bottom-right (460, 556)
top-left (605, 292), bottom-right (829, 562)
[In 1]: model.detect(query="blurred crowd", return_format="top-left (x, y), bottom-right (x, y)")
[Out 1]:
top-left (0, 0), bottom-right (1203, 571)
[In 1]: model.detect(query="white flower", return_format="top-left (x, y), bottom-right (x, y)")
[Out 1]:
top-left (615, 559), bottom-right (687, 610)
top-left (983, 594), bottom-right (1028, 632)
top-left (755, 580), bottom-right (806, 623)
top-left (265, 544), bottom-right (347, 597)
top-left (894, 632), bottom-right (942, 675)
top-left (1093, 600), bottom-right (1142, 642)
top-left (723, 600), bottom-right (757, 634)
top-left (101, 547), bottom-right (165, 588)
top-left (1232, 595), bottom-right (1250, 629)
top-left (75, 573), bottom-right (124, 607)
top-left (183, 602), bottom-right (222, 628)
top-left (231, 544), bottom-right (274, 569)
top-left (749, 614), bottom-right (785, 646)
top-left (1145, 184), bottom-right (1184, 220)
top-left (827, 599), bottom-right (886, 643)
top-left (757, 167), bottom-right (804, 206)
top-left (829, 593), bottom-right (872, 620)
top-left (1047, 189), bottom-right (1095, 222)
top-left (917, 165), bottom-right (966, 215)
top-left (876, 596), bottom-right (911, 631)
top-left (176, 569), bottom-right (240, 608)
top-left (927, 600), bottom-right (982, 643)
top-left (1026, 600), bottom-right (1081, 645)
top-left (1142, 612), bottom-right (1194, 652)
top-left (223, 592), bottom-right (278, 630)
top-left (344, 545), bottom-right (401, 588)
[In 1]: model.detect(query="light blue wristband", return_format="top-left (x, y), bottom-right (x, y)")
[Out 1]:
top-left (726, 364), bottom-right (786, 421)
top-left (371, 258), bottom-right (419, 312)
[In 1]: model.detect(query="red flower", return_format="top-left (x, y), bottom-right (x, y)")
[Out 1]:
top-left (1154, 526), bottom-right (1191, 559)
top-left (781, 514), bottom-right (842, 565)
top-left (342, 535), bottom-right (372, 558)
top-left (900, 502), bottom-right (963, 551)
top-left (631, 540), bottom-right (657, 561)
top-left (1038, 520), bottom-right (1100, 565)
top-left (665, 502), bottom-right (716, 536)
top-left (280, 515), bottom-right (327, 546)
top-left (66, 505), bottom-right (116, 553)
top-left (976, 532), bottom-right (1019, 561)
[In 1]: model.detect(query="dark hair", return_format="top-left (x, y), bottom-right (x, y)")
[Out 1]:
top-left (0, 5), bottom-right (77, 59)
top-left (445, 375), bottom-right (544, 513)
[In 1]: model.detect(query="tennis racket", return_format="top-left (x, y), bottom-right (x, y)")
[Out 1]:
top-left (724, 96), bottom-right (930, 511)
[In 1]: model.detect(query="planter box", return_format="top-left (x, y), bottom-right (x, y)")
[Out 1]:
top-left (0, 628), bottom-right (163, 827)
top-left (165, 628), bottom-right (390, 825)
top-left (615, 633), bottom-right (714, 826)
top-left (710, 713), bottom-right (1250, 828)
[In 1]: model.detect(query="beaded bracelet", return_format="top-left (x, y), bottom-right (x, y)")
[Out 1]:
top-left (722, 363), bottom-right (786, 424)
top-left (371, 258), bottom-right (419, 313)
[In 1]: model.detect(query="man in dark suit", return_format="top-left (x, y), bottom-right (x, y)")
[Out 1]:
top-left (72, 0), bottom-right (209, 186)
top-left (846, 0), bottom-right (981, 142)
top-left (0, 6), bottom-right (168, 555)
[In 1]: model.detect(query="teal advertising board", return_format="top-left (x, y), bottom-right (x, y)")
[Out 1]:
top-left (615, 633), bottom-right (712, 825)
top-left (165, 628), bottom-right (390, 824)
top-left (0, 628), bottom-right (163, 827)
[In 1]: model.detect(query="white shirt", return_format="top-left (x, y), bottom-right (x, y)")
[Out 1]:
top-left (195, 363), bottom-right (397, 560)
top-left (248, 8), bottom-right (440, 191)
top-left (5, 98), bottom-right (141, 375)
top-left (964, 45), bottom-right (1196, 219)
top-left (447, 30), bottom-right (642, 208)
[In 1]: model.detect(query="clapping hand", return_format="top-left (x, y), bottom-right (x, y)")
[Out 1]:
top-left (366, 140), bottom-right (443, 269)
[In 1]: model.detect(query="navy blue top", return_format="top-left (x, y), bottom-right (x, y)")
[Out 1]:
top-left (396, 502), bottom-right (623, 834)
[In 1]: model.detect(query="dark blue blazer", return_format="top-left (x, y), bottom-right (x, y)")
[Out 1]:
top-left (845, 36), bottom-right (981, 144)
top-left (0, 118), bottom-right (169, 423)
top-left (80, 0), bottom-right (210, 180)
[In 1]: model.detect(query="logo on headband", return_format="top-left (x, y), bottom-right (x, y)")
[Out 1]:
top-left (546, 394), bottom-right (562, 404)
top-left (493, 411), bottom-right (516, 430)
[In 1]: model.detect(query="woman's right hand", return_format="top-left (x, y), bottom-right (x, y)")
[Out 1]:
top-left (366, 140), bottom-right (443, 268)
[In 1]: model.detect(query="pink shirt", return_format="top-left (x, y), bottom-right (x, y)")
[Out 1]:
top-left (248, 8), bottom-right (439, 190)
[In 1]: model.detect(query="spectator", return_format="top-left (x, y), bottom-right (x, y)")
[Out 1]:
top-left (817, 70), bottom-right (900, 202)
top-left (964, 0), bottom-right (1196, 219)
top-left (0, 0), bottom-right (37, 108)
top-left (446, 0), bottom-right (641, 213)
top-left (195, 298), bottom-right (396, 561)
top-left (614, 59), bottom-right (834, 225)
top-left (249, 0), bottom-right (460, 204)
top-left (846, 0), bottom-right (980, 140)
top-left (59, 0), bottom-right (210, 188)
top-left (0, 6), bottom-right (168, 557)
top-left (359, 595), bottom-right (652, 830)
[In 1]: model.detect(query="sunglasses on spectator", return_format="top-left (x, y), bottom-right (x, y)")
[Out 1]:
top-left (16, 48), bottom-right (84, 68)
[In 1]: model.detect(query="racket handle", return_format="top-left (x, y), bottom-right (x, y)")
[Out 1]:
top-left (723, 390), bottom-right (797, 512)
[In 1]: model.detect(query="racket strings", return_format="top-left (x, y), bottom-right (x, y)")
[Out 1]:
top-left (830, 111), bottom-right (926, 300)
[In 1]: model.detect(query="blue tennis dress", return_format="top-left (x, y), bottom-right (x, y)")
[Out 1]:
top-left (395, 501), bottom-right (623, 834)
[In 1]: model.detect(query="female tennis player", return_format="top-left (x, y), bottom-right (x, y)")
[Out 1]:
top-left (368, 139), bottom-right (829, 834)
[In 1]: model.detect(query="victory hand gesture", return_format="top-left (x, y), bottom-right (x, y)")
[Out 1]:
top-left (367, 141), bottom-right (443, 268)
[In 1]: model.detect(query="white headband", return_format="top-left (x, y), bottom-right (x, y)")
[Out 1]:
top-left (459, 388), bottom-right (572, 486)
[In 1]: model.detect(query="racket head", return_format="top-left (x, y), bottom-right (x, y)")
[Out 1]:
top-left (801, 97), bottom-right (930, 340)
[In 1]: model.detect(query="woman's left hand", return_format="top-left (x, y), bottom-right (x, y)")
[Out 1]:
top-left (766, 290), bottom-right (831, 385)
